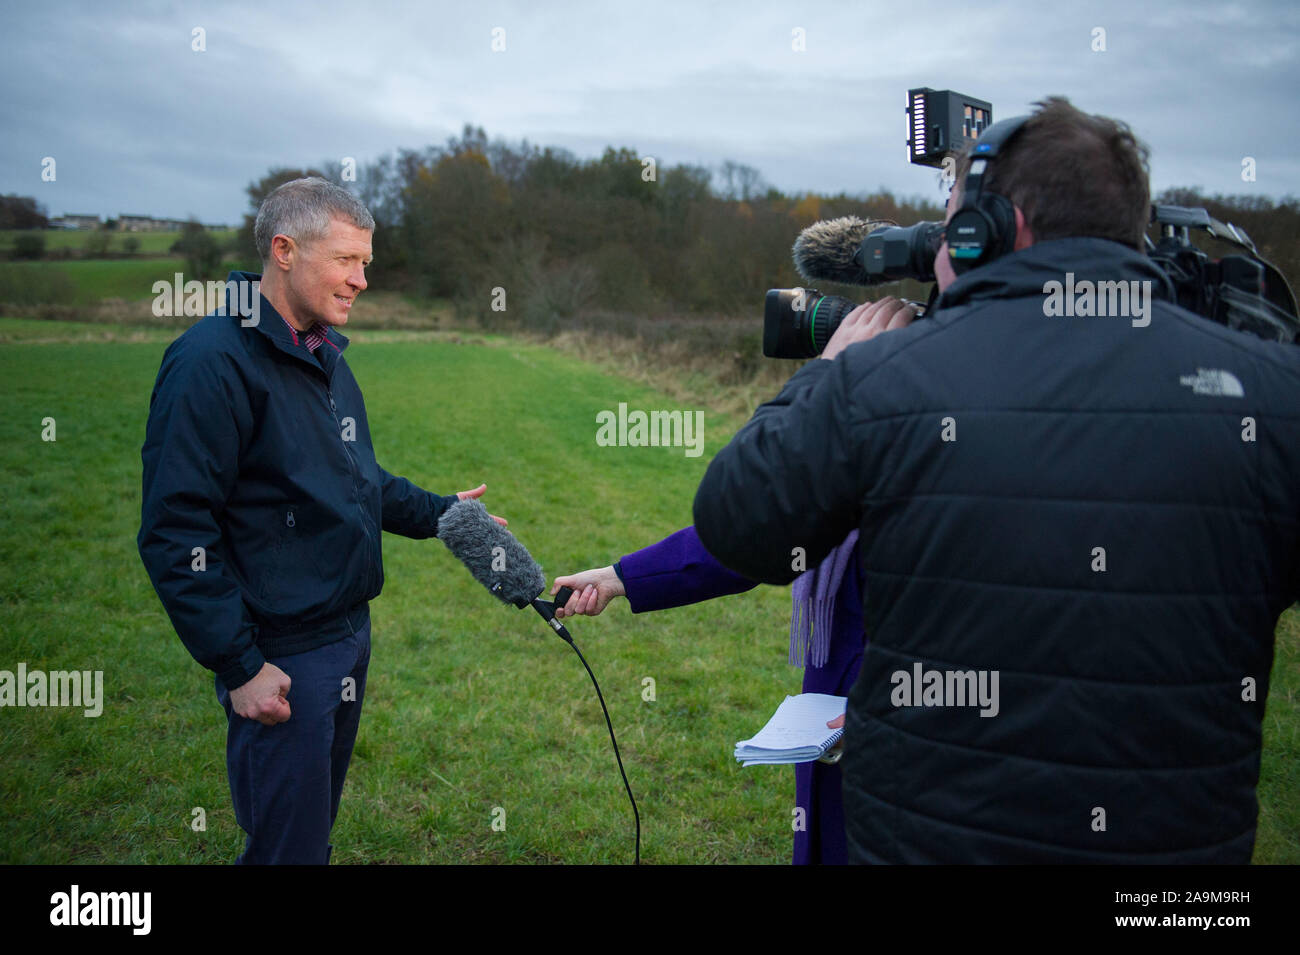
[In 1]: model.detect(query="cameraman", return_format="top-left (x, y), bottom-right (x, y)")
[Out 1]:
top-left (693, 96), bottom-right (1300, 863)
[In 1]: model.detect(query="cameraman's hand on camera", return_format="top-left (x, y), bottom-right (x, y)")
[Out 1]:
top-left (551, 566), bottom-right (626, 618)
top-left (820, 296), bottom-right (918, 361)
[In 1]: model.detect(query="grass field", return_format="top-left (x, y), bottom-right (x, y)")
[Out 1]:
top-left (0, 257), bottom-right (260, 308)
top-left (0, 317), bottom-right (803, 864)
top-left (0, 229), bottom-right (237, 256)
top-left (0, 316), bottom-right (1296, 864)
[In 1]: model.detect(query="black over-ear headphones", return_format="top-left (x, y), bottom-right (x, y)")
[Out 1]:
top-left (945, 114), bottom-right (1030, 274)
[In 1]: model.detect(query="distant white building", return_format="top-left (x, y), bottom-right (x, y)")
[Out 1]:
top-left (48, 213), bottom-right (226, 231)
top-left (51, 214), bottom-right (102, 230)
top-left (116, 215), bottom-right (227, 232)
top-left (118, 215), bottom-right (185, 232)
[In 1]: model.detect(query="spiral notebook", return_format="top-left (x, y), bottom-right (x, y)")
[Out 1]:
top-left (734, 693), bottom-right (847, 766)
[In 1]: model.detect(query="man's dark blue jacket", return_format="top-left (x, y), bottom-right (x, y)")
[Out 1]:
top-left (138, 272), bottom-right (457, 691)
top-left (694, 238), bottom-right (1300, 863)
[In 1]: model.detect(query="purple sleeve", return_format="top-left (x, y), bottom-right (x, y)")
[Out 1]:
top-left (617, 525), bottom-right (759, 613)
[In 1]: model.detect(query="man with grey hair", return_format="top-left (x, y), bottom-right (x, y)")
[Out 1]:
top-left (138, 177), bottom-right (504, 864)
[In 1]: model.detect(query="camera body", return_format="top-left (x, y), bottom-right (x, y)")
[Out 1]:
top-left (1146, 204), bottom-right (1298, 343)
top-left (763, 89), bottom-right (1299, 358)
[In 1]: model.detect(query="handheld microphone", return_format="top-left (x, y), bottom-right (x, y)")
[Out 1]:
top-left (437, 499), bottom-right (575, 641)
top-left (437, 498), bottom-right (640, 862)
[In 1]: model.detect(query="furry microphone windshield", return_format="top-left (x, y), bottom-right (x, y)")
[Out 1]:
top-left (791, 216), bottom-right (883, 285)
top-left (437, 498), bottom-right (546, 607)
top-left (438, 500), bottom-right (639, 861)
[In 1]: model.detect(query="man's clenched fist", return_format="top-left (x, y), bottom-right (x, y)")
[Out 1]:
top-left (230, 662), bottom-right (292, 725)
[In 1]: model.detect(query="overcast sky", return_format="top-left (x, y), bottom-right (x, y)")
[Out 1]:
top-left (3, 0), bottom-right (1297, 224)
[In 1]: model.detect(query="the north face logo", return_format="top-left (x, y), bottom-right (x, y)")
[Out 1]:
top-left (1179, 368), bottom-right (1244, 397)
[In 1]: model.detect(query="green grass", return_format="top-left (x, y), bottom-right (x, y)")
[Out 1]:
top-left (0, 320), bottom-right (800, 864)
top-left (0, 229), bottom-right (236, 255)
top-left (0, 258), bottom-right (211, 306)
top-left (0, 317), bottom-right (1296, 865)
top-left (0, 317), bottom-right (176, 344)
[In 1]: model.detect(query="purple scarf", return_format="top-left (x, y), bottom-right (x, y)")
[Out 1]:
top-left (788, 530), bottom-right (859, 669)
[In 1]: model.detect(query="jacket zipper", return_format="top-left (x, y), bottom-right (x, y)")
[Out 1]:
top-left (326, 385), bottom-right (378, 597)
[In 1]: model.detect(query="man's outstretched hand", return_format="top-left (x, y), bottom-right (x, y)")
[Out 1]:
top-left (230, 662), bottom-right (292, 726)
top-left (456, 482), bottom-right (507, 526)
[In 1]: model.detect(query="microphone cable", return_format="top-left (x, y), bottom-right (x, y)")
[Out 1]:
top-left (525, 585), bottom-right (641, 865)
top-left (564, 629), bottom-right (641, 866)
top-left (443, 497), bottom-right (642, 865)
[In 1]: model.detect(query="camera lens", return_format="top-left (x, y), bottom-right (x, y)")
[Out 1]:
top-left (763, 289), bottom-right (860, 359)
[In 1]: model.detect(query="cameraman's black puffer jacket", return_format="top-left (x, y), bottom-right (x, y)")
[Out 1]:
top-left (694, 238), bottom-right (1300, 863)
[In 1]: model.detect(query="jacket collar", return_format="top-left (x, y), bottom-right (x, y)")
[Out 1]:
top-left (934, 237), bottom-right (1176, 312)
top-left (222, 271), bottom-right (350, 378)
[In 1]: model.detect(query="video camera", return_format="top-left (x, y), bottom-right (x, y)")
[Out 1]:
top-left (763, 87), bottom-right (1300, 359)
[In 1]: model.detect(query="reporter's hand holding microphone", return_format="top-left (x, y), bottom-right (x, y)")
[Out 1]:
top-left (550, 566), bottom-right (626, 619)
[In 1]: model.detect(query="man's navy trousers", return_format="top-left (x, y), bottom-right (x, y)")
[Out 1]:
top-left (215, 621), bottom-right (372, 865)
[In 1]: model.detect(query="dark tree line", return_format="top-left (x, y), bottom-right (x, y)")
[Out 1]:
top-left (234, 126), bottom-right (947, 322)
top-left (0, 194), bottom-right (50, 230)
top-left (232, 127), bottom-right (1299, 325)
